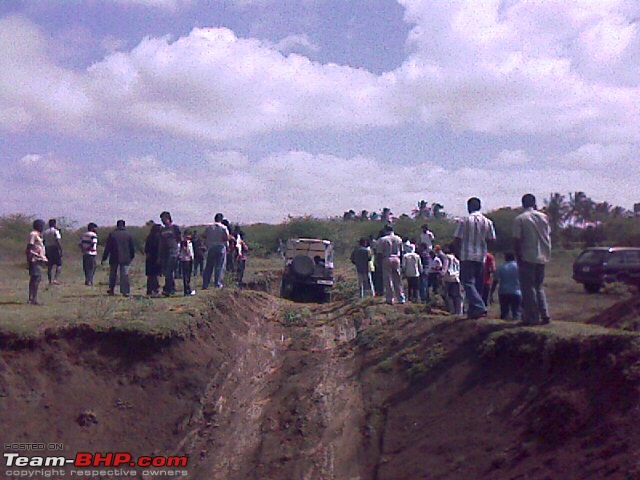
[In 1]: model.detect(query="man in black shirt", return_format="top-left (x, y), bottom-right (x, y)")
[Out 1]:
top-left (101, 220), bottom-right (135, 296)
top-left (159, 211), bottom-right (181, 296)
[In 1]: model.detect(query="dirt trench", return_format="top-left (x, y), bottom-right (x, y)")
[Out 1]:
top-left (1, 291), bottom-right (640, 480)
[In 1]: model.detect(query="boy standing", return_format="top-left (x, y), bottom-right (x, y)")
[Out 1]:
top-left (179, 230), bottom-right (196, 296)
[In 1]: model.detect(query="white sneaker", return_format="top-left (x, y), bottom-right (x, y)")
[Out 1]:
top-left (190, 290), bottom-right (196, 296)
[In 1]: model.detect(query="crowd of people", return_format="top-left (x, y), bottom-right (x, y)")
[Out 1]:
top-left (350, 194), bottom-right (551, 325)
top-left (25, 211), bottom-right (248, 304)
top-left (26, 194), bottom-right (551, 326)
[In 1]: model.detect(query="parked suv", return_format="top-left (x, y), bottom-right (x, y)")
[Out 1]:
top-left (572, 247), bottom-right (640, 293)
top-left (280, 238), bottom-right (334, 302)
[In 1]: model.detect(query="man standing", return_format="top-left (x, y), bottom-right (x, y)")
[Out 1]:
top-left (513, 194), bottom-right (551, 325)
top-left (43, 218), bottom-right (63, 284)
top-left (203, 213), bottom-right (230, 289)
top-left (79, 222), bottom-right (98, 286)
top-left (159, 211), bottom-right (181, 297)
top-left (377, 224), bottom-right (405, 305)
top-left (351, 238), bottom-right (375, 298)
top-left (402, 244), bottom-right (422, 302)
top-left (419, 224), bottom-right (435, 252)
top-left (27, 219), bottom-right (48, 305)
top-left (101, 220), bottom-right (135, 297)
top-left (453, 197), bottom-right (496, 319)
top-left (442, 246), bottom-right (463, 315)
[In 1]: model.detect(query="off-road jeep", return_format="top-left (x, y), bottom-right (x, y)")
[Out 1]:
top-left (280, 238), bottom-right (334, 302)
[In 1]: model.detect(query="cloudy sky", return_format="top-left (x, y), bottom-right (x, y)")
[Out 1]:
top-left (1, 0), bottom-right (639, 226)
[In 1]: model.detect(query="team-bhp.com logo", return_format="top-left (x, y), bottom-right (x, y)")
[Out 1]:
top-left (4, 452), bottom-right (188, 468)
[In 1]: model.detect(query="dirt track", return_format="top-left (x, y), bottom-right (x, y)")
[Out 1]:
top-left (1, 290), bottom-right (639, 480)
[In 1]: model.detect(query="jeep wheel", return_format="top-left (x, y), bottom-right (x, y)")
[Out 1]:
top-left (583, 283), bottom-right (602, 294)
top-left (291, 255), bottom-right (315, 278)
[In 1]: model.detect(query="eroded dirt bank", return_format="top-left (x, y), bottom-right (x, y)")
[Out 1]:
top-left (1, 291), bottom-right (639, 480)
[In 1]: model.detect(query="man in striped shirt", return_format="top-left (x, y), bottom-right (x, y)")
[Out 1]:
top-left (79, 222), bottom-right (98, 286)
top-left (453, 197), bottom-right (496, 319)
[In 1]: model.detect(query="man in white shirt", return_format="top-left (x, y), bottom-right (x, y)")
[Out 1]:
top-left (43, 218), bottom-right (63, 284)
top-left (377, 225), bottom-right (405, 305)
top-left (202, 213), bottom-right (230, 289)
top-left (419, 224), bottom-right (435, 251)
top-left (453, 197), bottom-right (496, 319)
top-left (513, 194), bottom-right (551, 325)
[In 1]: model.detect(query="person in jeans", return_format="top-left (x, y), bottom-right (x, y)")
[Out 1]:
top-left (159, 211), bottom-right (181, 296)
top-left (418, 243), bottom-right (431, 303)
top-left (351, 237), bottom-right (375, 298)
top-left (78, 222), bottom-right (98, 286)
top-left (179, 230), bottom-right (196, 296)
top-left (192, 230), bottom-right (206, 278)
top-left (442, 246), bottom-right (463, 315)
top-left (101, 220), bottom-right (135, 297)
top-left (513, 193), bottom-right (551, 325)
top-left (453, 197), bottom-right (496, 319)
top-left (27, 219), bottom-right (48, 305)
top-left (377, 224), bottom-right (405, 305)
top-left (491, 252), bottom-right (521, 320)
top-left (202, 213), bottom-right (230, 289)
top-left (402, 244), bottom-right (422, 302)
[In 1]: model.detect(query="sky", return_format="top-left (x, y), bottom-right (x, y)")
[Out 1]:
top-left (1, 0), bottom-right (639, 226)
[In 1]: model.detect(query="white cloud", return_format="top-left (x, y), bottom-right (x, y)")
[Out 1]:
top-left (0, 15), bottom-right (92, 133)
top-left (4, 145), bottom-right (637, 226)
top-left (393, 0), bottom-right (640, 141)
top-left (490, 149), bottom-right (530, 167)
top-left (110, 0), bottom-right (193, 11)
top-left (1, 5), bottom-right (639, 145)
top-left (269, 34), bottom-right (321, 55)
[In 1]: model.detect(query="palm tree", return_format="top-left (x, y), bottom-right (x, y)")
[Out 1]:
top-left (593, 201), bottom-right (612, 222)
top-left (543, 193), bottom-right (570, 242)
top-left (568, 191), bottom-right (594, 226)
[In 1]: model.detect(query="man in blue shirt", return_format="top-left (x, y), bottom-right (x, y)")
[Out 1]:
top-left (491, 252), bottom-right (521, 320)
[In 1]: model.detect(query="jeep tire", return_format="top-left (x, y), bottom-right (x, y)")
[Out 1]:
top-left (291, 255), bottom-right (315, 278)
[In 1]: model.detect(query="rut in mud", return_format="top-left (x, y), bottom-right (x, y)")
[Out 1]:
top-left (1, 290), bottom-right (640, 480)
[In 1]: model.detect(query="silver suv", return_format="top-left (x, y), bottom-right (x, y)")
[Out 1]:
top-left (280, 238), bottom-right (334, 302)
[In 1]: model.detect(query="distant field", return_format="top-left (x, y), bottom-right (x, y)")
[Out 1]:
top-left (0, 247), bottom-right (630, 337)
